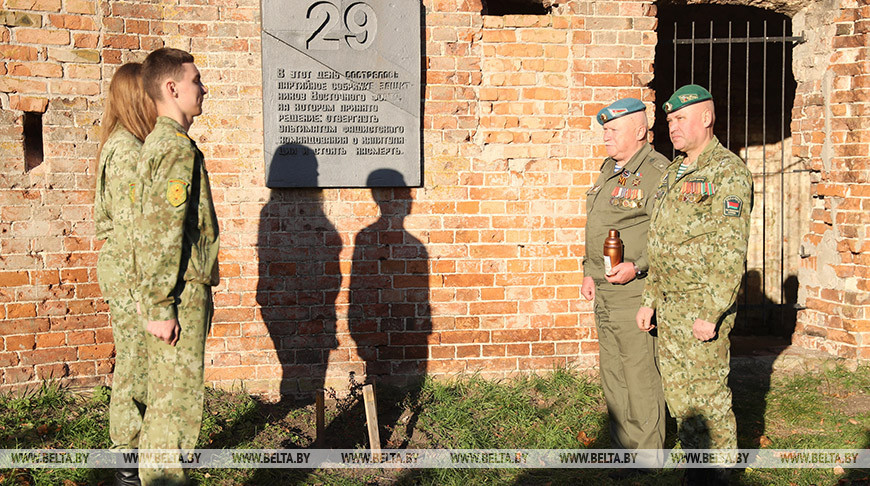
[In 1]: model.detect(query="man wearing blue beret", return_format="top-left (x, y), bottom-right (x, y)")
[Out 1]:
top-left (582, 98), bottom-right (668, 474)
top-left (636, 84), bottom-right (753, 485)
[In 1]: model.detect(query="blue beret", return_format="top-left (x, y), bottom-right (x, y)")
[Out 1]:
top-left (596, 98), bottom-right (646, 126)
top-left (663, 84), bottom-right (713, 113)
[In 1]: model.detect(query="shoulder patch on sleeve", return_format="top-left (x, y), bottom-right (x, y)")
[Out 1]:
top-left (129, 182), bottom-right (136, 204)
top-left (167, 179), bottom-right (189, 207)
top-left (723, 195), bottom-right (743, 217)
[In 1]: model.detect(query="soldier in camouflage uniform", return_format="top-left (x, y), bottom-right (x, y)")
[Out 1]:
top-left (583, 98), bottom-right (668, 472)
top-left (94, 62), bottom-right (157, 486)
top-left (135, 48), bottom-right (218, 486)
top-left (637, 85), bottom-right (752, 485)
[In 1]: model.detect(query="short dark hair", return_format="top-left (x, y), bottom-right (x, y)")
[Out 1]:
top-left (142, 48), bottom-right (195, 102)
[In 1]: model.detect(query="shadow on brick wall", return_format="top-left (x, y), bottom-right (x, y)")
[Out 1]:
top-left (346, 168), bottom-right (432, 447)
top-left (257, 145), bottom-right (342, 402)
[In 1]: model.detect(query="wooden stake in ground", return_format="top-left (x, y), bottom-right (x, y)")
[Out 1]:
top-left (362, 383), bottom-right (381, 460)
top-left (315, 389), bottom-right (325, 447)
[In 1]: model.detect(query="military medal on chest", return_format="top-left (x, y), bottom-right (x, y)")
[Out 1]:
top-left (617, 169), bottom-right (630, 186)
top-left (679, 177), bottom-right (715, 203)
top-left (610, 185), bottom-right (644, 208)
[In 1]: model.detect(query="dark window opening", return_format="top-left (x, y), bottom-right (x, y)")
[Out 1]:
top-left (651, 4), bottom-right (797, 157)
top-left (482, 0), bottom-right (550, 15)
top-left (23, 112), bottom-right (43, 171)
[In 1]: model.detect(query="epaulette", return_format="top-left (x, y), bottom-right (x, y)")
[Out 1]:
top-left (650, 155), bottom-right (670, 172)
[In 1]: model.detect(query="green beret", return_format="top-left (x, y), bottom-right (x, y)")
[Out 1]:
top-left (663, 84), bottom-right (712, 114)
top-left (596, 98), bottom-right (646, 126)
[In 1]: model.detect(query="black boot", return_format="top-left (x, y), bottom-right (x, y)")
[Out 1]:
top-left (709, 467), bottom-right (731, 485)
top-left (114, 467), bottom-right (141, 486)
top-left (682, 468), bottom-right (706, 486)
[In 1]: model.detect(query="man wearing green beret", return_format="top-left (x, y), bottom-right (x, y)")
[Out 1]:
top-left (636, 84), bottom-right (753, 485)
top-left (583, 98), bottom-right (668, 472)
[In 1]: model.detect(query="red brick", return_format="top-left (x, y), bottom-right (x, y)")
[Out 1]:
top-left (36, 362), bottom-right (69, 380)
top-left (469, 301), bottom-right (518, 315)
top-left (4, 367), bottom-right (34, 384)
top-left (67, 330), bottom-right (95, 345)
top-left (103, 34), bottom-right (139, 49)
top-left (0, 318), bottom-right (50, 335)
top-left (36, 332), bottom-right (66, 348)
top-left (51, 79), bottom-right (99, 95)
top-left (19, 347), bottom-right (76, 365)
top-left (9, 95), bottom-right (49, 112)
top-left (73, 33), bottom-right (99, 48)
top-left (456, 345), bottom-right (480, 358)
top-left (0, 352), bottom-right (19, 367)
top-left (7, 62), bottom-right (63, 78)
top-left (48, 13), bottom-right (96, 30)
top-left (493, 329), bottom-right (539, 343)
top-left (15, 28), bottom-right (68, 45)
top-left (7, 303), bottom-right (36, 319)
top-left (0, 77), bottom-right (47, 93)
top-left (78, 343), bottom-right (115, 360)
top-left (6, 0), bottom-right (61, 11)
top-left (440, 331), bottom-right (489, 344)
top-left (0, 272), bottom-right (30, 287)
top-left (6, 334), bottom-right (36, 351)
top-left (584, 73), bottom-right (633, 87)
top-left (66, 0), bottom-right (96, 14)
top-left (504, 343), bottom-right (529, 356)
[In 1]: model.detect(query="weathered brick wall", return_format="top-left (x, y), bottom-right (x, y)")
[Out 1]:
top-left (791, 0), bottom-right (870, 362)
top-left (0, 0), bottom-right (665, 396)
top-left (1, 0), bottom-right (108, 389)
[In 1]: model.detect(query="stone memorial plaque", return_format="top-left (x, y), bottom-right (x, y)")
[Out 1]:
top-left (261, 0), bottom-right (421, 187)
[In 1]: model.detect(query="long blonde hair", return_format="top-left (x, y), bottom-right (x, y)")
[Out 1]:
top-left (99, 62), bottom-right (156, 151)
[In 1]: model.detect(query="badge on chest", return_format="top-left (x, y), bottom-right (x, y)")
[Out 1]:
top-left (679, 177), bottom-right (715, 203)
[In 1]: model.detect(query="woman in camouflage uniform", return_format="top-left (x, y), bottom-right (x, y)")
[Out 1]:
top-left (94, 62), bottom-right (156, 486)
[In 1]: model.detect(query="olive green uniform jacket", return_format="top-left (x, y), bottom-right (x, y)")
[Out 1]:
top-left (583, 143), bottom-right (670, 282)
top-left (94, 126), bottom-right (149, 449)
top-left (95, 126), bottom-right (141, 295)
top-left (135, 116), bottom-right (220, 322)
top-left (641, 136), bottom-right (753, 323)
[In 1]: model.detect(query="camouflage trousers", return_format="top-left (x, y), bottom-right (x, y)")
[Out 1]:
top-left (107, 289), bottom-right (149, 449)
top-left (657, 291), bottom-right (737, 450)
top-left (139, 282), bottom-right (212, 486)
top-left (594, 281), bottom-right (666, 452)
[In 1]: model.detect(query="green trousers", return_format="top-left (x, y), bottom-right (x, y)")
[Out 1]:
top-left (139, 282), bottom-right (212, 486)
top-left (108, 288), bottom-right (149, 449)
top-left (657, 291), bottom-right (737, 450)
top-left (594, 281), bottom-right (666, 452)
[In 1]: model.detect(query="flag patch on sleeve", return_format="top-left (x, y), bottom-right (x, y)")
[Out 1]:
top-left (723, 195), bottom-right (742, 217)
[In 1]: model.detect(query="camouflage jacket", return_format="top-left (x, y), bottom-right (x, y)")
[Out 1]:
top-left (583, 143), bottom-right (670, 283)
top-left (641, 136), bottom-right (753, 324)
top-left (94, 126), bottom-right (141, 297)
top-left (135, 116), bottom-right (220, 322)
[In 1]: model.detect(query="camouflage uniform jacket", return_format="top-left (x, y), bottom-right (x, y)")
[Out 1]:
top-left (641, 136), bottom-right (753, 324)
top-left (583, 143), bottom-right (670, 281)
top-left (136, 116), bottom-right (220, 322)
top-left (94, 126), bottom-right (141, 295)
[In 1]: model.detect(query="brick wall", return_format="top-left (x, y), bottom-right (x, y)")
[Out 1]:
top-left (0, 0), bottom-right (665, 396)
top-left (1, 0), bottom-right (108, 389)
top-left (791, 0), bottom-right (869, 363)
top-left (11, 0), bottom-right (865, 399)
